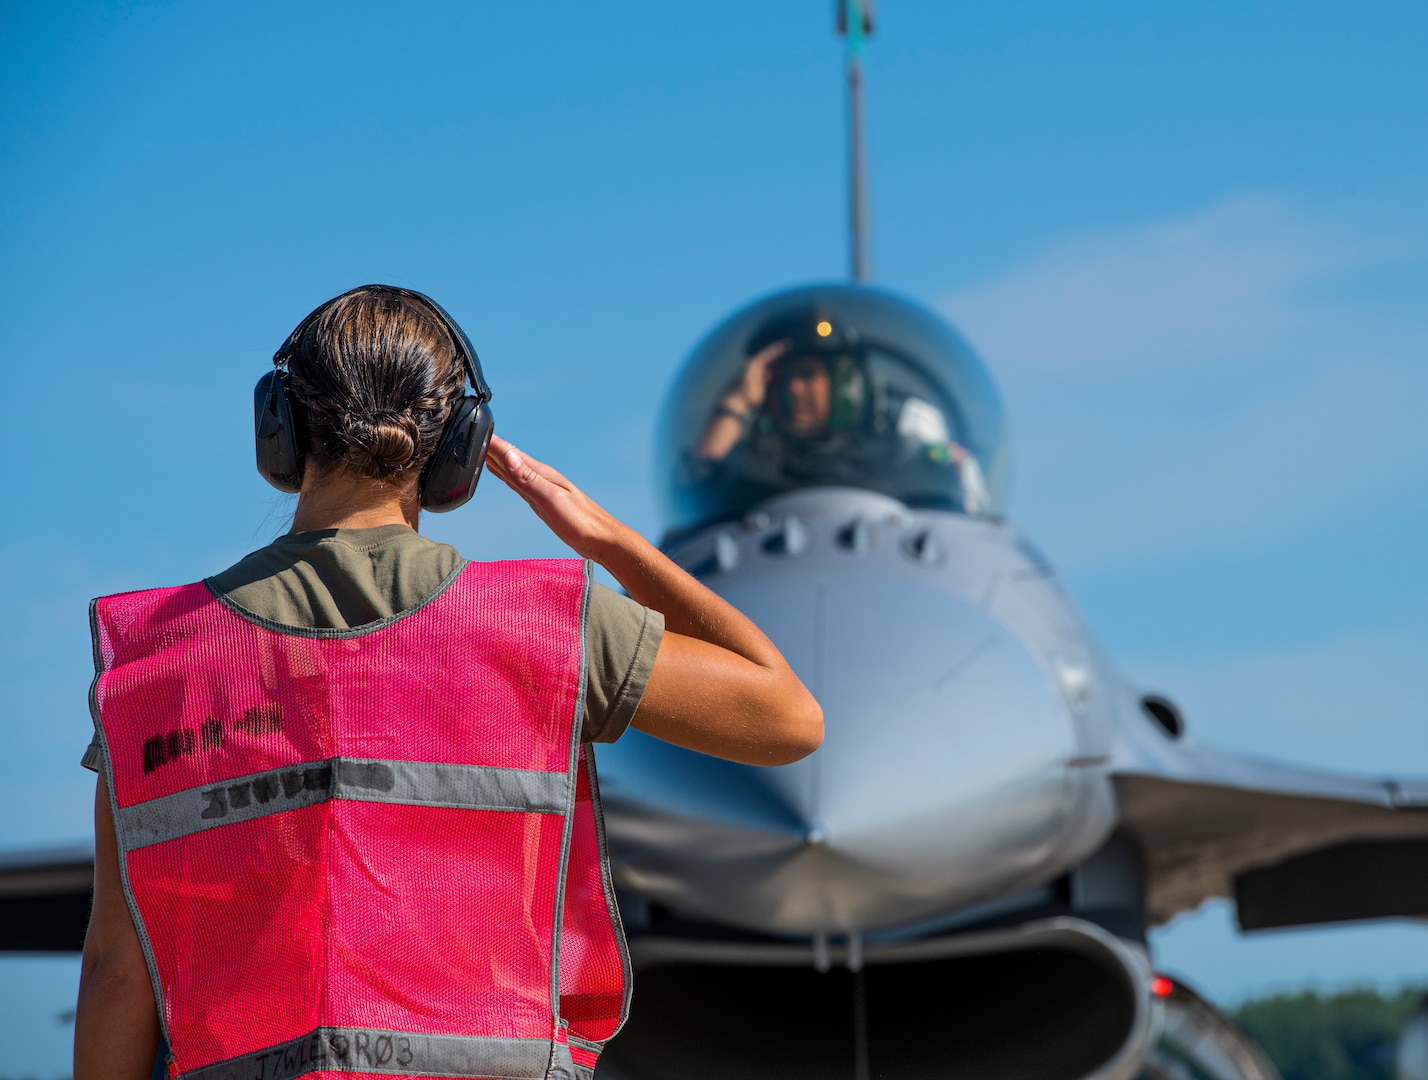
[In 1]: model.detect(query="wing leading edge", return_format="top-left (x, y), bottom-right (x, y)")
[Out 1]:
top-left (1112, 742), bottom-right (1428, 929)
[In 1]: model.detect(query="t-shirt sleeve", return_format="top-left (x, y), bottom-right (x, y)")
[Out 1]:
top-left (582, 582), bottom-right (664, 744)
top-left (81, 733), bottom-right (102, 772)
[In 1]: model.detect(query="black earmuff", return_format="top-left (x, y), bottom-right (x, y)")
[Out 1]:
top-left (420, 395), bottom-right (495, 512)
top-left (410, 291), bottom-right (495, 513)
top-left (254, 369), bottom-right (303, 493)
top-left (254, 286), bottom-right (495, 512)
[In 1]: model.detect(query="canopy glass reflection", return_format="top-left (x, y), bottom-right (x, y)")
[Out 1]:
top-left (656, 284), bottom-right (1009, 535)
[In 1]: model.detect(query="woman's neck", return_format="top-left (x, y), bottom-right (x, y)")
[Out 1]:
top-left (289, 465), bottom-right (421, 534)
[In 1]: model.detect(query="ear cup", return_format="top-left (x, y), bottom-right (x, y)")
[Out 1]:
top-left (420, 398), bottom-right (494, 512)
top-left (254, 370), bottom-right (304, 493)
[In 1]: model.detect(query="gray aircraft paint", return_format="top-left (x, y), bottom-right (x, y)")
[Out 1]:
top-left (598, 485), bottom-right (1121, 936)
top-left (587, 283), bottom-right (1427, 1080)
top-left (599, 473), bottom-right (1428, 938)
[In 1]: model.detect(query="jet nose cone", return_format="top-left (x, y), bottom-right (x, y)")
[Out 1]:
top-left (721, 571), bottom-right (1079, 928)
top-left (599, 560), bottom-right (1083, 935)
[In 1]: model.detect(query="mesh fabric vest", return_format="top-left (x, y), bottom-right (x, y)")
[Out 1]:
top-left (90, 559), bottom-right (630, 1080)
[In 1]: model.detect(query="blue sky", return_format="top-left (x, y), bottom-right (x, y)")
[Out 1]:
top-left (2, 1), bottom-right (1426, 1071)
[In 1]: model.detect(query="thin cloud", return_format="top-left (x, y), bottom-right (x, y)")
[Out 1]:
top-left (942, 197), bottom-right (1365, 384)
top-left (936, 198), bottom-right (1428, 568)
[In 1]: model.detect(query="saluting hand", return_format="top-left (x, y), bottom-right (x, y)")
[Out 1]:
top-left (487, 435), bottom-right (629, 562)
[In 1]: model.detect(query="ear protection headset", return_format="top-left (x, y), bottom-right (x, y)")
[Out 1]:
top-left (254, 286), bottom-right (495, 513)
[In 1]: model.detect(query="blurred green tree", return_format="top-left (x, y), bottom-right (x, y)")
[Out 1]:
top-left (1234, 987), bottom-right (1423, 1080)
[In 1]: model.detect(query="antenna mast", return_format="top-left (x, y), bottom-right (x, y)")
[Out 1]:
top-left (837, 0), bottom-right (875, 282)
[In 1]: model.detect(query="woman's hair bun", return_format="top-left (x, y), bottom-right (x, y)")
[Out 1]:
top-left (280, 285), bottom-right (467, 483)
top-left (344, 408), bottom-right (421, 476)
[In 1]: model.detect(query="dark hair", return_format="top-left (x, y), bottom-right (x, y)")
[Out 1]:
top-left (280, 285), bottom-right (465, 482)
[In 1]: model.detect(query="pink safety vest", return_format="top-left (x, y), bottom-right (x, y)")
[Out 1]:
top-left (90, 559), bottom-right (630, 1080)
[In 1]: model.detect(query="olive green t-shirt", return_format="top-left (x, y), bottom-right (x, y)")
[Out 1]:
top-left (82, 525), bottom-right (663, 770)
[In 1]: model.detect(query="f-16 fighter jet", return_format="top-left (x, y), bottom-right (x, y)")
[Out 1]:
top-left (584, 11), bottom-right (1426, 1076)
top-left (590, 281), bottom-right (1428, 1080)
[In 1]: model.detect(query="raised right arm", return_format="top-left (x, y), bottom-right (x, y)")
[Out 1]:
top-left (487, 436), bottom-right (822, 766)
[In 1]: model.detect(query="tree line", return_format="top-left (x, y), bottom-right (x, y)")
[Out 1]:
top-left (1234, 986), bottom-right (1426, 1080)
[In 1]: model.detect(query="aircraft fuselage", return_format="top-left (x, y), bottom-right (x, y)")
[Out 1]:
top-left (598, 486), bottom-right (1123, 938)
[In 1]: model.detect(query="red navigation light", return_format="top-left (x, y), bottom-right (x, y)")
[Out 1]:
top-left (1151, 976), bottom-right (1174, 998)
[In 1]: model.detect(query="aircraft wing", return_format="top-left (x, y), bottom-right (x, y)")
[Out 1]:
top-left (3, 751), bottom-right (1425, 947)
top-left (0, 844), bottom-right (93, 951)
top-left (1110, 739), bottom-right (1428, 929)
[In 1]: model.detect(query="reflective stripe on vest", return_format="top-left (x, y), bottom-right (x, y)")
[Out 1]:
top-left (116, 758), bottom-right (570, 848)
top-left (180, 1029), bottom-right (591, 1080)
top-left (91, 560), bottom-right (630, 1080)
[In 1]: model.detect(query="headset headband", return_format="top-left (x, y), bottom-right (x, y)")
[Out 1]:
top-left (273, 285), bottom-right (492, 405)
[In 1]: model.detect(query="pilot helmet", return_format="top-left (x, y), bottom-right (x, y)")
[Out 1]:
top-left (746, 305), bottom-right (859, 357)
top-left (747, 308), bottom-right (869, 438)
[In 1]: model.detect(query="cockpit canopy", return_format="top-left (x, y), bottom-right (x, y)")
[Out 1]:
top-left (656, 284), bottom-right (1010, 534)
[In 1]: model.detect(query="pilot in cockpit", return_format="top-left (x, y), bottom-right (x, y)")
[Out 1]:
top-left (691, 309), bottom-right (991, 515)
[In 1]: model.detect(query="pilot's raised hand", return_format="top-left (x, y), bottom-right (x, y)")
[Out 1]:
top-left (693, 339), bottom-right (791, 462)
top-left (726, 338), bottom-right (789, 415)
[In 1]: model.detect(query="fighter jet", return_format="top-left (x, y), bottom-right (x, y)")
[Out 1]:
top-left (577, 8), bottom-right (1428, 1076)
top-left (590, 280), bottom-right (1428, 1080)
